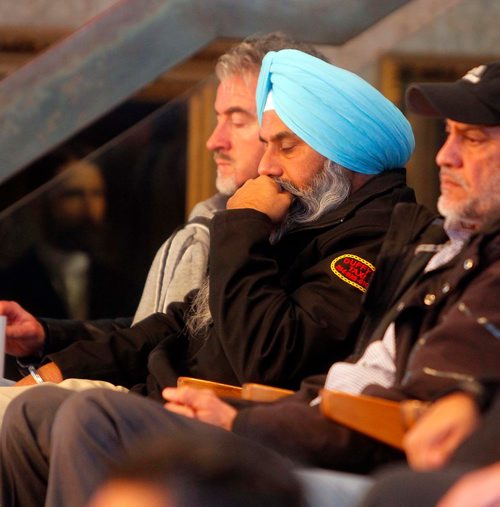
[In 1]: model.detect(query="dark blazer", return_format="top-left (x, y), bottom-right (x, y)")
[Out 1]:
top-left (0, 247), bottom-right (138, 379)
top-left (0, 247), bottom-right (138, 319)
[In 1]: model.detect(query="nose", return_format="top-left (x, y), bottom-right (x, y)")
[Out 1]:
top-left (257, 148), bottom-right (283, 178)
top-left (436, 134), bottom-right (462, 169)
top-left (85, 192), bottom-right (106, 224)
top-left (206, 121), bottom-right (230, 152)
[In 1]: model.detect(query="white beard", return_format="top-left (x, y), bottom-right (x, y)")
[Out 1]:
top-left (215, 173), bottom-right (238, 196)
top-left (270, 160), bottom-right (352, 243)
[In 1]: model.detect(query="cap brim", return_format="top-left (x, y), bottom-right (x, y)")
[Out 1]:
top-left (405, 82), bottom-right (498, 124)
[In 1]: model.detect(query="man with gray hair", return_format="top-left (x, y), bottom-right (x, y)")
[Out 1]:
top-left (134, 32), bottom-right (328, 322)
top-left (0, 32), bottom-right (326, 385)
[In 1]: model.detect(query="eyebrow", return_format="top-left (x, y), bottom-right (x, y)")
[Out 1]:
top-left (259, 130), bottom-right (299, 143)
top-left (445, 120), bottom-right (486, 134)
top-left (216, 106), bottom-right (254, 117)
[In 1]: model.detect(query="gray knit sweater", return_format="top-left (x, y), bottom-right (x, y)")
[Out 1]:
top-left (132, 193), bottom-right (228, 323)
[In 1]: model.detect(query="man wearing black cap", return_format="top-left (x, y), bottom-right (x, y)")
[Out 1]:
top-left (357, 61), bottom-right (500, 507)
top-left (296, 61), bottom-right (500, 506)
top-left (406, 61), bottom-right (500, 228)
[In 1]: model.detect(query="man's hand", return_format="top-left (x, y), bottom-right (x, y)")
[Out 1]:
top-left (15, 362), bottom-right (64, 386)
top-left (437, 462), bottom-right (500, 507)
top-left (227, 175), bottom-right (293, 224)
top-left (163, 386), bottom-right (237, 431)
top-left (404, 392), bottom-right (480, 471)
top-left (0, 301), bottom-right (46, 357)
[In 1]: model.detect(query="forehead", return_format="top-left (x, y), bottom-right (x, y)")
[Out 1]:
top-left (214, 73), bottom-right (258, 114)
top-left (447, 119), bottom-right (500, 136)
top-left (260, 110), bottom-right (299, 139)
top-left (58, 162), bottom-right (105, 192)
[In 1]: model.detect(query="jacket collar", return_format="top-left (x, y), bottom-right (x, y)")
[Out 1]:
top-left (288, 168), bottom-right (409, 234)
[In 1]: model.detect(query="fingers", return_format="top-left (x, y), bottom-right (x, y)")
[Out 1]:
top-left (403, 406), bottom-right (453, 470)
top-left (404, 393), bottom-right (480, 471)
top-left (426, 431), bottom-right (467, 469)
top-left (163, 386), bottom-right (212, 405)
top-left (275, 189), bottom-right (294, 209)
top-left (0, 300), bottom-right (39, 333)
top-left (407, 436), bottom-right (450, 470)
top-left (164, 402), bottom-right (196, 418)
top-left (404, 420), bottom-right (461, 470)
top-left (6, 320), bottom-right (41, 339)
top-left (4, 319), bottom-right (46, 356)
top-left (0, 300), bottom-right (24, 320)
top-left (162, 387), bottom-right (237, 430)
top-left (227, 176), bottom-right (293, 223)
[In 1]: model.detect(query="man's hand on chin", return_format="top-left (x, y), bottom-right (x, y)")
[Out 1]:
top-left (227, 176), bottom-right (293, 224)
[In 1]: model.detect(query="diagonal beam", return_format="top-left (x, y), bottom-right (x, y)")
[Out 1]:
top-left (0, 0), bottom-right (411, 184)
top-left (0, 0), bottom-right (216, 183)
top-left (215, 0), bottom-right (410, 44)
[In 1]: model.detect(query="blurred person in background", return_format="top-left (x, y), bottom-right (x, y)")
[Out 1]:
top-left (86, 433), bottom-right (304, 507)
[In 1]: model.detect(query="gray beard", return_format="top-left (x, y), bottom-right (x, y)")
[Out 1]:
top-left (185, 160), bottom-right (352, 338)
top-left (438, 192), bottom-right (500, 229)
top-left (270, 160), bottom-right (352, 243)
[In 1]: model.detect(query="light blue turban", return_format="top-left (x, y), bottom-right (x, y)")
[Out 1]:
top-left (256, 49), bottom-right (415, 174)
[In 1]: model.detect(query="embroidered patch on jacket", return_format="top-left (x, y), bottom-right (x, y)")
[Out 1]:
top-left (330, 254), bottom-right (375, 293)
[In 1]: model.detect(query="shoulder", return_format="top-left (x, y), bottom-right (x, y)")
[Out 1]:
top-left (189, 193), bottom-right (229, 220)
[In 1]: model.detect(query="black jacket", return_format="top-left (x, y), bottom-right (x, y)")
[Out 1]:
top-left (232, 204), bottom-right (500, 472)
top-left (45, 170), bottom-right (414, 396)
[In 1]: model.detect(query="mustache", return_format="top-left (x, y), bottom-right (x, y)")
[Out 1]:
top-left (440, 169), bottom-right (468, 188)
top-left (272, 177), bottom-right (301, 197)
top-left (213, 152), bottom-right (233, 164)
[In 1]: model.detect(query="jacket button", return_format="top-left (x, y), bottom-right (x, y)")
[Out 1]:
top-left (463, 258), bottom-right (474, 270)
top-left (442, 283), bottom-right (450, 294)
top-left (424, 293), bottom-right (436, 306)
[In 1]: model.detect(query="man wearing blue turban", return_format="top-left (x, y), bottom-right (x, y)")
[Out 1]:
top-left (256, 49), bottom-right (414, 175)
top-left (227, 48), bottom-right (415, 247)
top-left (0, 49), bottom-right (419, 505)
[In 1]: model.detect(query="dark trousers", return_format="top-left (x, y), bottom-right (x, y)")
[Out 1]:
top-left (0, 386), bottom-right (262, 507)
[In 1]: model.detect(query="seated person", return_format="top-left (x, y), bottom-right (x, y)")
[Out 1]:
top-left (0, 147), bottom-right (137, 321)
top-left (0, 148), bottom-right (139, 379)
top-left (1, 57), bottom-right (498, 507)
top-left (0, 47), bottom-right (414, 407)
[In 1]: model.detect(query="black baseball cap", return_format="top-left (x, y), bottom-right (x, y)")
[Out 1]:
top-left (405, 62), bottom-right (500, 125)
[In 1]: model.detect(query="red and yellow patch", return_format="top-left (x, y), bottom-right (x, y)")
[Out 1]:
top-left (330, 254), bottom-right (375, 293)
